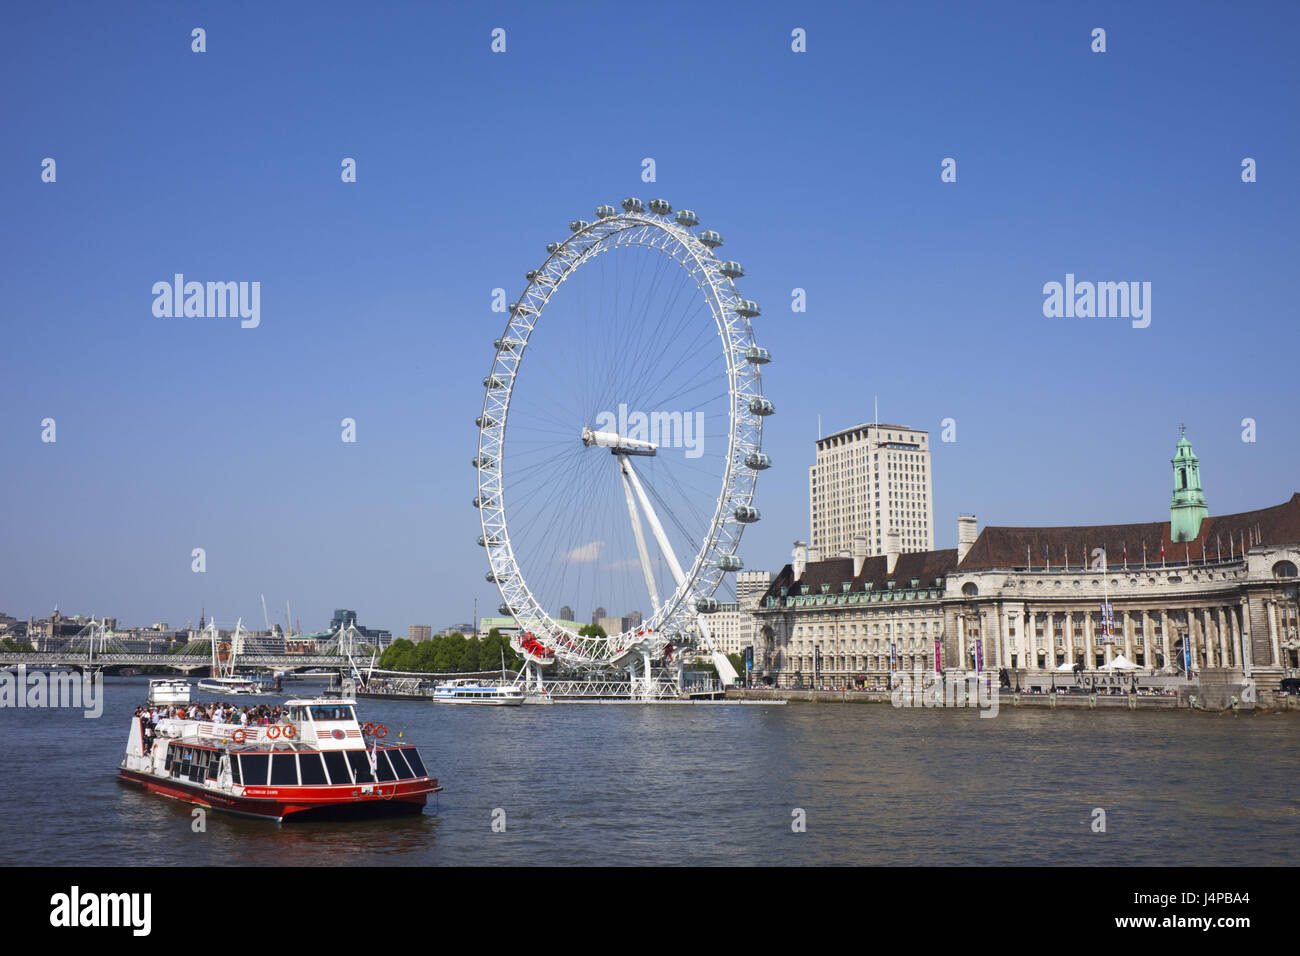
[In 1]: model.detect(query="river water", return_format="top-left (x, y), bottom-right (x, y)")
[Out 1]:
top-left (1, 677), bottom-right (1295, 866)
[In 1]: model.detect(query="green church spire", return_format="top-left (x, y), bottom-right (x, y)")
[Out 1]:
top-left (1170, 425), bottom-right (1208, 542)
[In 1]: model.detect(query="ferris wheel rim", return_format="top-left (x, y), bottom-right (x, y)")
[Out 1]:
top-left (475, 202), bottom-right (768, 665)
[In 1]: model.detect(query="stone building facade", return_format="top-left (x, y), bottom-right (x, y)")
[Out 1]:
top-left (755, 435), bottom-right (1300, 692)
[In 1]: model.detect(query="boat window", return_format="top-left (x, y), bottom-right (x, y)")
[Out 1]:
top-left (386, 748), bottom-right (413, 779)
top-left (322, 750), bottom-right (350, 785)
top-left (239, 754), bottom-right (270, 786)
top-left (375, 750), bottom-right (397, 782)
top-left (270, 754), bottom-right (298, 786)
top-left (164, 745), bottom-right (176, 771)
top-left (207, 755), bottom-right (219, 780)
top-left (345, 749), bottom-right (375, 784)
top-left (298, 753), bottom-right (327, 785)
top-left (230, 754), bottom-right (241, 785)
top-left (310, 705), bottom-right (355, 722)
top-left (401, 747), bottom-right (427, 779)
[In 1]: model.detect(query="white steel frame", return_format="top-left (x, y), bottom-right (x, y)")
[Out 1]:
top-left (475, 204), bottom-right (769, 669)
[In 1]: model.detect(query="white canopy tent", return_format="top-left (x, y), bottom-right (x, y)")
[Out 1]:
top-left (1101, 654), bottom-right (1139, 671)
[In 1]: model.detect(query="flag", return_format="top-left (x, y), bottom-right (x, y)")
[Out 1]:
top-left (1142, 541), bottom-right (1148, 568)
top-left (1122, 543), bottom-right (1127, 570)
top-left (1044, 544), bottom-right (1050, 571)
top-left (1217, 534), bottom-right (1222, 562)
top-left (1160, 542), bottom-right (1166, 567)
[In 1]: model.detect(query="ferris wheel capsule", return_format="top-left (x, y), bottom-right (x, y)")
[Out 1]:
top-left (674, 209), bottom-right (699, 227)
top-left (648, 198), bottom-right (672, 216)
top-left (744, 452), bottom-right (772, 470)
top-left (595, 204), bottom-right (617, 218)
top-left (475, 415), bottom-right (497, 428)
top-left (748, 397), bottom-right (775, 416)
top-left (472, 455), bottom-right (495, 469)
top-left (698, 230), bottom-right (723, 248)
top-left (546, 242), bottom-right (562, 254)
top-left (718, 261), bottom-right (745, 279)
top-left (734, 506), bottom-right (761, 523)
top-left (620, 197), bottom-right (645, 213)
top-left (745, 346), bottom-right (771, 365)
top-left (569, 220), bottom-right (589, 233)
top-left (494, 338), bottom-right (522, 352)
top-left (716, 554), bottom-right (744, 571)
top-left (483, 376), bottom-right (504, 389)
top-left (695, 597), bottom-right (721, 613)
top-left (734, 300), bottom-right (761, 318)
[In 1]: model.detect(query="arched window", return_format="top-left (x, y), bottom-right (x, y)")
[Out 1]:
top-left (1272, 560), bottom-right (1298, 579)
top-left (962, 582), bottom-right (979, 597)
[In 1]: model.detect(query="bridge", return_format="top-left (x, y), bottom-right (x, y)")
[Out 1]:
top-left (0, 618), bottom-right (368, 676)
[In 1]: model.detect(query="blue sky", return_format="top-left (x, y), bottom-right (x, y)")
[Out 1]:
top-left (2, 1), bottom-right (1297, 634)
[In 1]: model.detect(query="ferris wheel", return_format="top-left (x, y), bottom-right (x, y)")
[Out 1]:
top-left (475, 198), bottom-right (773, 682)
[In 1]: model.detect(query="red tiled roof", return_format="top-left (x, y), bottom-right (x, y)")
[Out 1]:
top-left (957, 493), bottom-right (1300, 570)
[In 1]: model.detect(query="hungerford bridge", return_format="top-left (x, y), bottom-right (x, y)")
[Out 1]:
top-left (0, 619), bottom-right (377, 677)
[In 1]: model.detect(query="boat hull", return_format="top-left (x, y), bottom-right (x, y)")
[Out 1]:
top-left (118, 768), bottom-right (440, 822)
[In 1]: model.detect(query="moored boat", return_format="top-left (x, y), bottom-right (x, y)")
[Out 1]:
top-left (118, 697), bottom-right (442, 821)
top-left (431, 678), bottom-right (524, 705)
top-left (146, 679), bottom-right (192, 705)
top-left (196, 676), bottom-right (264, 695)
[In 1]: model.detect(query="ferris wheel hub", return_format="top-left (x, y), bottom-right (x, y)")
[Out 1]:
top-left (580, 427), bottom-right (658, 456)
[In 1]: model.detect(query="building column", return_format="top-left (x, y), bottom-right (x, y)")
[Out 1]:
top-left (1083, 613), bottom-right (1094, 668)
top-left (996, 603), bottom-right (1007, 669)
top-left (1123, 609), bottom-right (1135, 662)
top-left (956, 614), bottom-right (966, 672)
top-left (1159, 609), bottom-right (1170, 669)
top-left (1267, 599), bottom-right (1281, 668)
top-left (1213, 607), bottom-right (1227, 668)
top-left (1237, 599), bottom-right (1253, 675)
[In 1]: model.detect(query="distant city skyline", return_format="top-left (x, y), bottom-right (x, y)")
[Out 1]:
top-left (2, 3), bottom-right (1297, 637)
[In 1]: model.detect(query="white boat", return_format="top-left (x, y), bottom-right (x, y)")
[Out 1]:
top-left (196, 676), bottom-right (264, 696)
top-left (146, 679), bottom-right (191, 705)
top-left (431, 678), bottom-right (524, 706)
top-left (119, 697), bottom-right (441, 821)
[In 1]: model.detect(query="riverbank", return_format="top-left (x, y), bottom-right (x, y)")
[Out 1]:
top-left (725, 687), bottom-right (1300, 712)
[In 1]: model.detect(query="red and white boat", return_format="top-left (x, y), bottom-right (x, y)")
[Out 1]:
top-left (118, 697), bottom-right (442, 822)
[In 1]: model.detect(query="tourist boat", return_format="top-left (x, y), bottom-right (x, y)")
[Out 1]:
top-left (431, 678), bottom-right (525, 705)
top-left (196, 675), bottom-right (264, 695)
top-left (119, 697), bottom-right (442, 821)
top-left (146, 679), bottom-right (191, 705)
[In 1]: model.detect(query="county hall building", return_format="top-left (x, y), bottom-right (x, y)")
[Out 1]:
top-left (752, 432), bottom-right (1300, 695)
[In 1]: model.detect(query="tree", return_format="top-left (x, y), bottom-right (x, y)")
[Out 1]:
top-left (578, 623), bottom-right (606, 639)
top-left (727, 652), bottom-right (746, 678)
top-left (379, 638), bottom-right (416, 671)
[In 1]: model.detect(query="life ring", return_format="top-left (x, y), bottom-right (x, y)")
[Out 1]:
top-left (267, 725), bottom-right (281, 739)
top-left (374, 724), bottom-right (387, 739)
top-left (282, 724), bottom-right (297, 739)
top-left (232, 729), bottom-right (246, 743)
top-left (362, 722), bottom-right (375, 736)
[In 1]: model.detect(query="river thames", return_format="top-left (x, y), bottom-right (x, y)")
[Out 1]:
top-left (0, 677), bottom-right (1295, 866)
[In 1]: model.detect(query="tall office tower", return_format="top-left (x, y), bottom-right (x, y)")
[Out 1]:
top-left (809, 422), bottom-right (934, 558)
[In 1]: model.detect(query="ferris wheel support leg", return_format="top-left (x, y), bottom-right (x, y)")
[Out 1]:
top-left (697, 613), bottom-right (740, 687)
top-left (642, 649), bottom-right (653, 698)
top-left (621, 455), bottom-right (687, 586)
top-left (618, 456), bottom-right (662, 611)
